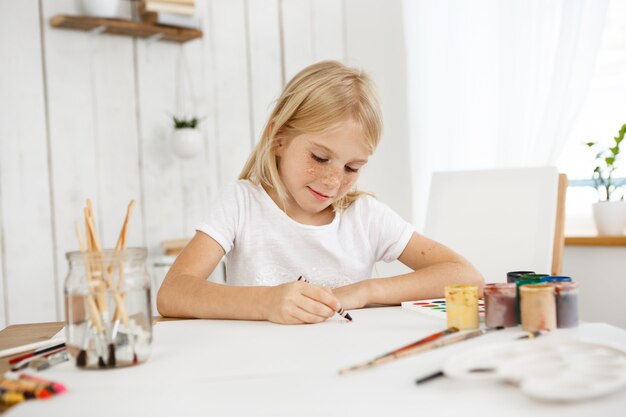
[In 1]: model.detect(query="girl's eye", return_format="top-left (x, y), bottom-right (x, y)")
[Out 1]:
top-left (311, 154), bottom-right (328, 163)
top-left (345, 166), bottom-right (359, 173)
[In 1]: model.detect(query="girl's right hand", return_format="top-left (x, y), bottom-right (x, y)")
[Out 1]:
top-left (264, 281), bottom-right (340, 324)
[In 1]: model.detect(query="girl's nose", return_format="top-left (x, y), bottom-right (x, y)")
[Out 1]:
top-left (322, 167), bottom-right (341, 189)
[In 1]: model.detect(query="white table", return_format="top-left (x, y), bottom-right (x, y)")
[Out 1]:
top-left (7, 307), bottom-right (626, 416)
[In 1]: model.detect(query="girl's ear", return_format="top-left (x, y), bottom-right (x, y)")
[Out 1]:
top-left (274, 133), bottom-right (285, 156)
top-left (272, 123), bottom-right (286, 156)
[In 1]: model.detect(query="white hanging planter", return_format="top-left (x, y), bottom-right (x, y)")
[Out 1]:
top-left (170, 128), bottom-right (203, 159)
top-left (592, 201), bottom-right (626, 236)
top-left (79, 0), bottom-right (120, 18)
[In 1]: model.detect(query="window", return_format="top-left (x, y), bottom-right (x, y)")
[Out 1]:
top-left (556, 0), bottom-right (626, 234)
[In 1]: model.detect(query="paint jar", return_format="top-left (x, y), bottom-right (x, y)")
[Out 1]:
top-left (553, 282), bottom-right (579, 328)
top-left (506, 270), bottom-right (535, 284)
top-left (515, 274), bottom-right (548, 323)
top-left (445, 285), bottom-right (479, 330)
top-left (520, 284), bottom-right (556, 332)
top-left (483, 283), bottom-right (517, 328)
top-left (64, 248), bottom-right (153, 369)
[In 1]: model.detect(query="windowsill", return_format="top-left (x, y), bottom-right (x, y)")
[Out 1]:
top-left (564, 236), bottom-right (626, 247)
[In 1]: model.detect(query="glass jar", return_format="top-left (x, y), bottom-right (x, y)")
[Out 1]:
top-left (484, 283), bottom-right (517, 328)
top-left (445, 285), bottom-right (479, 330)
top-left (64, 248), bottom-right (152, 369)
top-left (520, 284), bottom-right (556, 332)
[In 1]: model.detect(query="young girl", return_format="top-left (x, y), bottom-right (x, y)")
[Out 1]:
top-left (157, 60), bottom-right (483, 324)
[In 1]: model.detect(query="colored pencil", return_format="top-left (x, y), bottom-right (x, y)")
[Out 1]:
top-left (10, 347), bottom-right (67, 372)
top-left (8, 342), bottom-right (66, 365)
top-left (339, 326), bottom-right (460, 374)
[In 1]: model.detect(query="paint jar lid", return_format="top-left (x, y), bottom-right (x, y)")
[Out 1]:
top-left (516, 279), bottom-right (543, 288)
top-left (445, 285), bottom-right (478, 294)
top-left (520, 273), bottom-right (549, 281)
top-left (507, 270), bottom-right (535, 279)
top-left (551, 281), bottom-right (578, 294)
top-left (484, 283), bottom-right (516, 295)
top-left (542, 276), bottom-right (572, 282)
top-left (520, 283), bottom-right (555, 294)
top-left (507, 270), bottom-right (536, 284)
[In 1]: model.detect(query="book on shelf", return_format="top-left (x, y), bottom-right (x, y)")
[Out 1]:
top-left (141, 0), bottom-right (196, 16)
top-left (141, 10), bottom-right (200, 29)
top-left (151, 0), bottom-right (195, 4)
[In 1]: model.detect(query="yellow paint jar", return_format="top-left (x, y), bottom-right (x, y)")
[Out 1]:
top-left (445, 285), bottom-right (479, 330)
top-left (520, 284), bottom-right (556, 332)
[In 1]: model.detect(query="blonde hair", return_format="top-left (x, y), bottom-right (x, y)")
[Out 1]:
top-left (239, 60), bottom-right (383, 211)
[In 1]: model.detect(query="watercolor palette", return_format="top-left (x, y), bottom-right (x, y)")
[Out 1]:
top-left (401, 298), bottom-right (485, 319)
top-left (442, 337), bottom-right (626, 402)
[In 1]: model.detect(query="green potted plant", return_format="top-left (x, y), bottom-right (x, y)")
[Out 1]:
top-left (170, 115), bottom-right (203, 159)
top-left (585, 123), bottom-right (626, 235)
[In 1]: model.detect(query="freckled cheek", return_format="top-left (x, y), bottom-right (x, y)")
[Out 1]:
top-left (338, 175), bottom-right (357, 194)
top-left (304, 161), bottom-right (319, 179)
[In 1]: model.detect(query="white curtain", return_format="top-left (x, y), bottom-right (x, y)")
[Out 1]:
top-left (403, 0), bottom-right (609, 228)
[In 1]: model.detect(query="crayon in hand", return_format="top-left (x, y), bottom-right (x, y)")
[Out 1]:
top-left (336, 307), bottom-right (353, 321)
top-left (297, 276), bottom-right (352, 321)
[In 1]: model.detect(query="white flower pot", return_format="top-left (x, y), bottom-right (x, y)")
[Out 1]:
top-left (79, 0), bottom-right (120, 18)
top-left (592, 201), bottom-right (626, 236)
top-left (170, 128), bottom-right (203, 159)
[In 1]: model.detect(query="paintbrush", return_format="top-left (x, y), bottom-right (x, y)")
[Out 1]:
top-left (111, 200), bottom-right (137, 364)
top-left (76, 322), bottom-right (91, 367)
top-left (76, 217), bottom-right (107, 368)
top-left (339, 326), bottom-right (461, 374)
top-left (79, 208), bottom-right (109, 368)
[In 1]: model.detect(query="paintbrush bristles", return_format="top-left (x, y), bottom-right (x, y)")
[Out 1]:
top-left (114, 200), bottom-right (135, 251)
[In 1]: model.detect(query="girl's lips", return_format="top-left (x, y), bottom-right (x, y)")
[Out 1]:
top-left (307, 186), bottom-right (331, 201)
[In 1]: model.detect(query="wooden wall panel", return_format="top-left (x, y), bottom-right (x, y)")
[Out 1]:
top-left (243, 0), bottom-right (282, 144)
top-left (281, 0), bottom-right (315, 81)
top-left (179, 1), bottom-right (213, 237)
top-left (135, 39), bottom-right (185, 259)
top-left (246, 0), bottom-right (283, 143)
top-left (90, 36), bottom-right (143, 251)
top-left (211, 0), bottom-right (254, 184)
top-left (281, 0), bottom-right (345, 87)
top-left (0, 1), bottom-right (56, 324)
top-left (313, 0), bottom-right (345, 61)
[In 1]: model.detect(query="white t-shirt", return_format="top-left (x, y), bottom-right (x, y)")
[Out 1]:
top-left (196, 180), bottom-right (414, 288)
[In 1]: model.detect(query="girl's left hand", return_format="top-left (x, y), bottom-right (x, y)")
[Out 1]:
top-left (332, 281), bottom-right (370, 310)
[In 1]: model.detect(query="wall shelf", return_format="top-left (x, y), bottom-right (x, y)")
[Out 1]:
top-left (565, 236), bottom-right (626, 247)
top-left (50, 15), bottom-right (202, 43)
